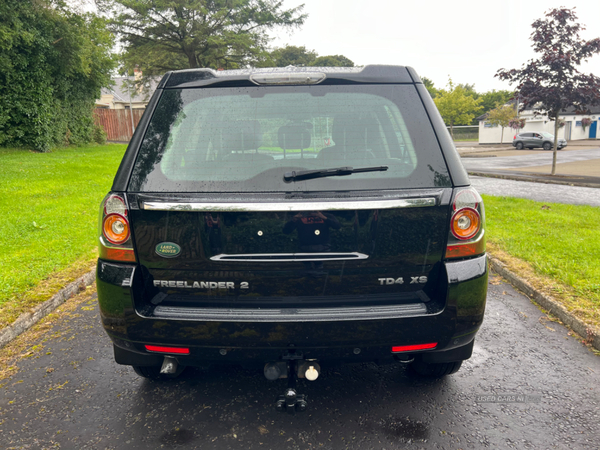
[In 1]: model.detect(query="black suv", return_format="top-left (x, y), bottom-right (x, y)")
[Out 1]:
top-left (97, 66), bottom-right (487, 410)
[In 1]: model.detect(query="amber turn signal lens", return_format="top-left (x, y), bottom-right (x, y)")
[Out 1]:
top-left (451, 208), bottom-right (480, 240)
top-left (103, 213), bottom-right (130, 245)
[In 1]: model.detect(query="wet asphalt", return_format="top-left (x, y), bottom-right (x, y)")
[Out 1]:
top-left (458, 147), bottom-right (600, 206)
top-left (1, 274), bottom-right (599, 449)
top-left (460, 148), bottom-right (600, 171)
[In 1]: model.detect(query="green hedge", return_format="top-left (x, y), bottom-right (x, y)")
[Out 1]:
top-left (0, 1), bottom-right (115, 151)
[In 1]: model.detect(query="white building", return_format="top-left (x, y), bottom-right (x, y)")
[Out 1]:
top-left (478, 107), bottom-right (600, 144)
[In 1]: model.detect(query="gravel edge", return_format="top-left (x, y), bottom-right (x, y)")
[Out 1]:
top-left (489, 256), bottom-right (600, 352)
top-left (1, 259), bottom-right (598, 353)
top-left (0, 269), bottom-right (96, 349)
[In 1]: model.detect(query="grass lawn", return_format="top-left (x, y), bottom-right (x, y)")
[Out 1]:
top-left (483, 194), bottom-right (600, 327)
top-left (0, 144), bottom-right (126, 326)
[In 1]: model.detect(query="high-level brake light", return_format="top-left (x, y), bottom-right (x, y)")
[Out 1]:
top-left (250, 72), bottom-right (326, 85)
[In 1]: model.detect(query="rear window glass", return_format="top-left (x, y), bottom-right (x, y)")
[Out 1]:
top-left (128, 85), bottom-right (450, 192)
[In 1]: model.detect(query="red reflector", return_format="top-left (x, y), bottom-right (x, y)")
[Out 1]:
top-left (391, 342), bottom-right (437, 353)
top-left (99, 244), bottom-right (136, 262)
top-left (145, 345), bottom-right (190, 355)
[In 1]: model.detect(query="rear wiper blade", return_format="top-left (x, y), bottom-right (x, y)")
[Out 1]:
top-left (283, 166), bottom-right (388, 183)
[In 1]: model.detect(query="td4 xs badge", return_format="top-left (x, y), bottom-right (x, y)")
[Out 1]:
top-left (378, 276), bottom-right (427, 285)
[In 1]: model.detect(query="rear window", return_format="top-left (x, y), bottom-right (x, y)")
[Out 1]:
top-left (128, 84), bottom-right (450, 192)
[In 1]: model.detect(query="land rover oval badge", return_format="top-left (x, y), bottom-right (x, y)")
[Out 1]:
top-left (155, 242), bottom-right (181, 258)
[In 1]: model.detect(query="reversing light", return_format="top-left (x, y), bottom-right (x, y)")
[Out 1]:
top-left (103, 213), bottom-right (130, 244)
top-left (453, 189), bottom-right (480, 211)
top-left (450, 208), bottom-right (480, 240)
top-left (392, 343), bottom-right (437, 353)
top-left (104, 195), bottom-right (128, 216)
top-left (145, 345), bottom-right (190, 355)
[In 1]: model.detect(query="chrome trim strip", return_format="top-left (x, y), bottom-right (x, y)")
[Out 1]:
top-left (210, 252), bottom-right (368, 262)
top-left (142, 198), bottom-right (437, 212)
top-left (153, 303), bottom-right (427, 322)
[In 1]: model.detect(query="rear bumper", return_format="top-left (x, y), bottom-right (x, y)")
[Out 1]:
top-left (96, 254), bottom-right (487, 365)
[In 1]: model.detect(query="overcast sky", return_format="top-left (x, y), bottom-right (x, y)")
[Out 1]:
top-left (270, 0), bottom-right (600, 93)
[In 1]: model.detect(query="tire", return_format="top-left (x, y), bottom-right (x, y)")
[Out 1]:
top-left (132, 365), bottom-right (185, 380)
top-left (543, 142), bottom-right (552, 150)
top-left (515, 142), bottom-right (524, 150)
top-left (409, 360), bottom-right (463, 377)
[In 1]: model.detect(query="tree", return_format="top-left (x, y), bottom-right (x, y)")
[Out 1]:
top-left (0, 1), bottom-right (115, 150)
top-left (457, 83), bottom-right (479, 99)
top-left (479, 90), bottom-right (514, 116)
top-left (497, 7), bottom-right (600, 175)
top-left (486, 104), bottom-right (516, 143)
top-left (264, 45), bottom-right (317, 67)
top-left (421, 77), bottom-right (439, 99)
top-left (434, 79), bottom-right (482, 139)
top-left (310, 55), bottom-right (354, 67)
top-left (98, 0), bottom-right (307, 80)
top-left (257, 45), bottom-right (354, 68)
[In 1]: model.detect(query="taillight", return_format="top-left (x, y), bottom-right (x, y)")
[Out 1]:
top-left (451, 207), bottom-right (480, 240)
top-left (445, 187), bottom-right (485, 260)
top-left (103, 213), bottom-right (130, 244)
top-left (99, 193), bottom-right (136, 262)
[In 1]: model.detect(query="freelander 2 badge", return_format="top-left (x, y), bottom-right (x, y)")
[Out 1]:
top-left (155, 242), bottom-right (181, 258)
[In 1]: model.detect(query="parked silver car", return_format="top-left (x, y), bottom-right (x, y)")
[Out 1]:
top-left (512, 132), bottom-right (567, 150)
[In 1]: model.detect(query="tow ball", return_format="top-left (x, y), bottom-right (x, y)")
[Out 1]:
top-left (266, 352), bottom-right (320, 414)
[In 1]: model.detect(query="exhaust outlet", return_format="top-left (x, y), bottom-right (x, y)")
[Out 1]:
top-left (160, 356), bottom-right (178, 374)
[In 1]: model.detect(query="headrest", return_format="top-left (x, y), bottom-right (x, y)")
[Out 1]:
top-left (332, 114), bottom-right (380, 148)
top-left (222, 120), bottom-right (262, 151)
top-left (278, 124), bottom-right (312, 150)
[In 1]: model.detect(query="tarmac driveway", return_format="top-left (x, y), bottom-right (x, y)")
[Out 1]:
top-left (1, 275), bottom-right (599, 449)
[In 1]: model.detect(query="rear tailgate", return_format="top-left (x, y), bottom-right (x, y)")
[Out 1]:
top-left (128, 190), bottom-right (451, 310)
